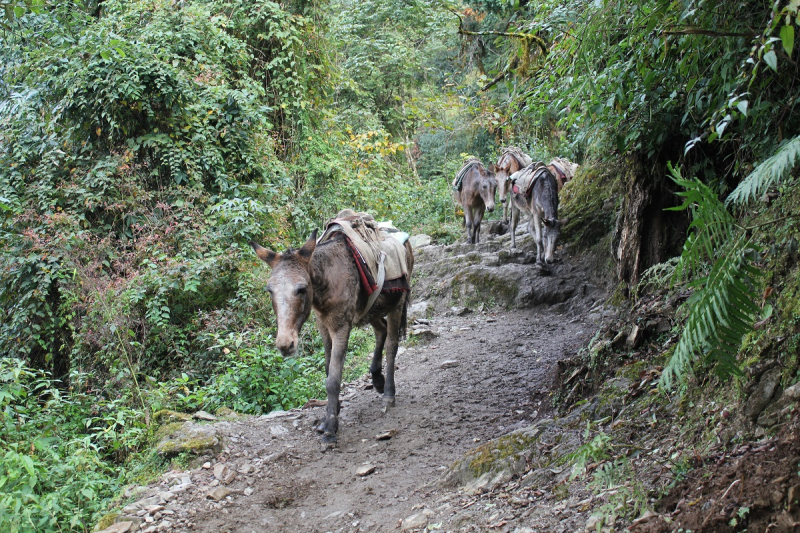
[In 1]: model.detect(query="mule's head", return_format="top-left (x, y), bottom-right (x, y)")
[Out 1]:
top-left (541, 217), bottom-right (568, 263)
top-left (495, 155), bottom-right (518, 205)
top-left (250, 231), bottom-right (318, 356)
top-left (481, 164), bottom-right (497, 212)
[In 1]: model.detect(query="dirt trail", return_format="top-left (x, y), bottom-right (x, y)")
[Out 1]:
top-left (115, 232), bottom-right (611, 533)
top-left (175, 307), bottom-right (593, 533)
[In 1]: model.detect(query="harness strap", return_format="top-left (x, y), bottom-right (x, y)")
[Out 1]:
top-left (357, 251), bottom-right (386, 322)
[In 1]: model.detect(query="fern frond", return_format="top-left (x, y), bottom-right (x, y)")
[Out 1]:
top-left (726, 135), bottom-right (800, 207)
top-left (667, 165), bottom-right (736, 284)
top-left (661, 240), bottom-right (760, 389)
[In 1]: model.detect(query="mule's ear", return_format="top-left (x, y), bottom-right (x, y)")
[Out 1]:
top-left (250, 241), bottom-right (280, 267)
top-left (297, 229), bottom-right (318, 263)
top-left (488, 163), bottom-right (498, 174)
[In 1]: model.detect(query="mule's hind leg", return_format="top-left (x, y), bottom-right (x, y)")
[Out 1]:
top-left (382, 299), bottom-right (405, 410)
top-left (369, 317), bottom-right (388, 394)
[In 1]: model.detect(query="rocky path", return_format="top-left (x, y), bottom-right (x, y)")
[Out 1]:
top-left (152, 308), bottom-right (592, 533)
top-left (110, 233), bottom-right (613, 533)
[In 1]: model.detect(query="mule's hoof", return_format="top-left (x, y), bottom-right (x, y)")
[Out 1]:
top-left (321, 432), bottom-right (338, 445)
top-left (315, 422), bottom-right (325, 434)
top-left (382, 397), bottom-right (395, 413)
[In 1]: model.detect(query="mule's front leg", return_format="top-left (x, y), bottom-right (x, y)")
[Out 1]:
top-left (369, 318), bottom-right (388, 394)
top-left (321, 327), bottom-right (350, 444)
top-left (510, 206), bottom-right (519, 249)
top-left (464, 208), bottom-right (475, 244)
top-left (472, 206), bottom-right (484, 244)
top-left (530, 214), bottom-right (544, 263)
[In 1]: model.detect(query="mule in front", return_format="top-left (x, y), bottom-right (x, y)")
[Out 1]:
top-left (509, 162), bottom-right (565, 264)
top-left (250, 212), bottom-right (413, 445)
top-left (452, 158), bottom-right (497, 244)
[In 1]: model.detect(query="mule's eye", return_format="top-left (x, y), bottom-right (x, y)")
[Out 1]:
top-left (266, 286), bottom-right (274, 295)
top-left (296, 285), bottom-right (307, 295)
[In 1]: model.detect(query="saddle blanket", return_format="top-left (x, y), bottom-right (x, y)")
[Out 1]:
top-left (319, 209), bottom-right (411, 296)
top-left (548, 157), bottom-right (579, 182)
top-left (452, 157), bottom-right (483, 192)
top-left (510, 162), bottom-right (549, 198)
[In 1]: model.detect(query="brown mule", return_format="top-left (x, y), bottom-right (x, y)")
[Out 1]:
top-left (453, 158), bottom-right (497, 244)
top-left (495, 148), bottom-right (532, 223)
top-left (250, 230), bottom-right (413, 445)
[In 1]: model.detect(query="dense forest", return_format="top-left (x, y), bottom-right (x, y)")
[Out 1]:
top-left (1, 0), bottom-right (799, 531)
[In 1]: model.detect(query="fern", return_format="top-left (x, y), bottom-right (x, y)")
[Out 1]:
top-left (660, 165), bottom-right (762, 390)
top-left (725, 135), bottom-right (800, 207)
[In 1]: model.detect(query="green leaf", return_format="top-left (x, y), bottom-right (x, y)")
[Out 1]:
top-left (736, 100), bottom-right (748, 116)
top-left (763, 50), bottom-right (778, 71)
top-left (780, 25), bottom-right (794, 56)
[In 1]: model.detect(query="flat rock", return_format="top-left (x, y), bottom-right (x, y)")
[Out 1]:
top-left (213, 463), bottom-right (236, 484)
top-left (206, 487), bottom-right (232, 501)
top-left (401, 512), bottom-right (428, 531)
top-left (96, 522), bottom-right (134, 533)
top-left (409, 234), bottom-right (432, 248)
top-left (376, 429), bottom-right (398, 440)
top-left (193, 410), bottom-right (217, 421)
top-left (440, 360), bottom-right (459, 369)
top-left (269, 425), bottom-right (289, 436)
top-left (356, 464), bottom-right (376, 477)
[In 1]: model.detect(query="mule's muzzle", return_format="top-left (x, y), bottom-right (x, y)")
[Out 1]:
top-left (486, 205), bottom-right (495, 212)
top-left (500, 198), bottom-right (506, 203)
top-left (276, 336), bottom-right (297, 356)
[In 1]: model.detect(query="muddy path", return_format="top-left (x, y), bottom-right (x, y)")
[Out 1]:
top-left (181, 307), bottom-right (593, 533)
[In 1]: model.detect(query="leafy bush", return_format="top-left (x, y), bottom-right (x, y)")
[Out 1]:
top-left (0, 358), bottom-right (148, 532)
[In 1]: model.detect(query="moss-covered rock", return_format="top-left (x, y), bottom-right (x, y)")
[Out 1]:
top-left (152, 409), bottom-right (192, 424)
top-left (439, 424), bottom-right (543, 489)
top-left (155, 422), bottom-right (222, 456)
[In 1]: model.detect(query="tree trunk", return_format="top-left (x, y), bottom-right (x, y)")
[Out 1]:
top-left (613, 157), bottom-right (688, 294)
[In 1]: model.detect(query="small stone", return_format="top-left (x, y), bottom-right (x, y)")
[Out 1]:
top-left (158, 491), bottom-right (175, 502)
top-left (244, 487), bottom-right (254, 496)
top-left (202, 462), bottom-right (212, 469)
top-left (142, 527), bottom-right (157, 533)
top-left (356, 464), bottom-right (376, 477)
top-left (193, 410), bottom-right (217, 421)
top-left (440, 360), bottom-right (459, 369)
top-left (585, 515), bottom-right (602, 531)
top-left (213, 464), bottom-right (229, 481)
top-left (270, 425), bottom-right (289, 436)
top-left (401, 513), bottom-right (428, 531)
top-left (206, 487), bottom-right (232, 501)
top-left (376, 429), bottom-right (398, 440)
top-left (237, 462), bottom-right (254, 475)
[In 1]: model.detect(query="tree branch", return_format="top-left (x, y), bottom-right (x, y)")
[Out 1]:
top-left (662, 27), bottom-right (757, 38)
